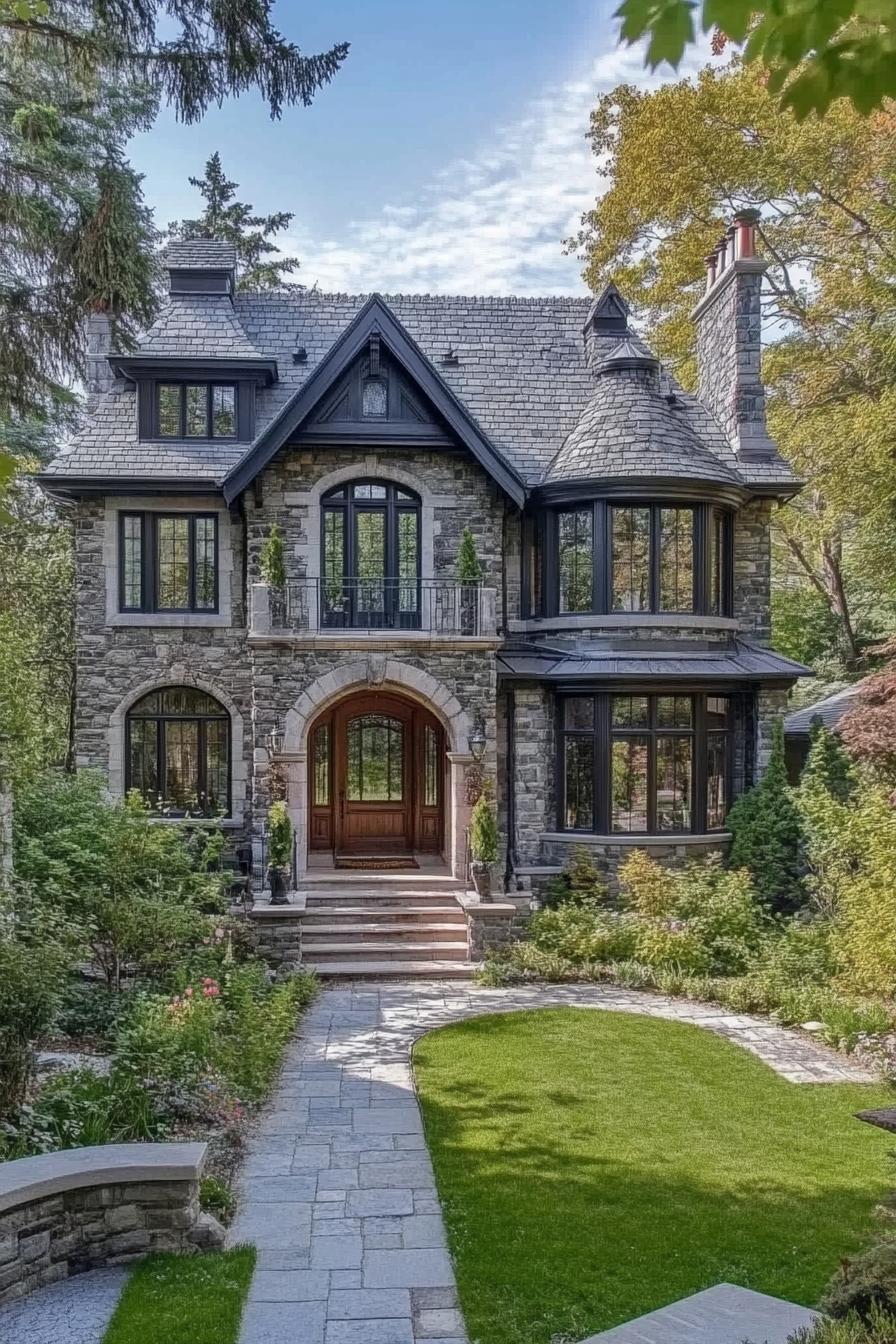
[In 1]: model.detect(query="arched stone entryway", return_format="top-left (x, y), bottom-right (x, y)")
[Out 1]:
top-left (281, 659), bottom-right (474, 878)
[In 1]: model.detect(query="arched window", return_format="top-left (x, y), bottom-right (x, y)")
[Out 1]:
top-left (126, 686), bottom-right (230, 816)
top-left (321, 481), bottom-right (421, 629)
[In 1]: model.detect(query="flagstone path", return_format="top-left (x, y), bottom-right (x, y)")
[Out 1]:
top-left (229, 979), bottom-right (874, 1344)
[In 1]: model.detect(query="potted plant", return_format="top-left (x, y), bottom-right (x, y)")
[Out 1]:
top-left (469, 792), bottom-right (498, 901)
top-left (260, 523), bottom-right (287, 627)
top-left (267, 800), bottom-right (293, 905)
top-left (456, 527), bottom-right (482, 635)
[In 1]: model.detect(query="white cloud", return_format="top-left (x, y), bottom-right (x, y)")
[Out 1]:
top-left (285, 43), bottom-right (703, 296)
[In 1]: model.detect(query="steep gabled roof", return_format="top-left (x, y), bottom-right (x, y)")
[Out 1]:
top-left (221, 294), bottom-right (526, 506)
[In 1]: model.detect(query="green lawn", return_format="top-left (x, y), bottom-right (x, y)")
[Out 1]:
top-left (413, 1008), bottom-right (894, 1344)
top-left (103, 1247), bottom-right (255, 1344)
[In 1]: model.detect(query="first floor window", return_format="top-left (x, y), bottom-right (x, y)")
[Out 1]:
top-left (560, 693), bottom-right (733, 835)
top-left (120, 512), bottom-right (218, 613)
top-left (126, 686), bottom-right (230, 816)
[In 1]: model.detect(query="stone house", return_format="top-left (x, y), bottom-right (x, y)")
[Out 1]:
top-left (39, 214), bottom-right (806, 973)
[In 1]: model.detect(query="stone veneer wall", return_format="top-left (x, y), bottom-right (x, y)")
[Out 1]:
top-left (734, 498), bottom-right (773, 641)
top-left (0, 1177), bottom-right (218, 1306)
top-left (512, 685), bottom-right (555, 867)
top-left (72, 497), bottom-right (253, 838)
top-left (537, 835), bottom-right (730, 899)
top-left (243, 447), bottom-right (506, 594)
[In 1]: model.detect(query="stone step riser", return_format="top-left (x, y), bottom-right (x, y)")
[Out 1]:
top-left (305, 961), bottom-right (476, 980)
top-left (303, 945), bottom-right (469, 963)
top-left (304, 895), bottom-right (457, 909)
top-left (300, 909), bottom-right (466, 925)
top-left (299, 926), bottom-right (465, 943)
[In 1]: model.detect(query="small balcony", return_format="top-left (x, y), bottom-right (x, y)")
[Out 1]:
top-left (250, 577), bottom-right (498, 641)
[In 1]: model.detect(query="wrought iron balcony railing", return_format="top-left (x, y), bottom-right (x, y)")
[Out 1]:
top-left (251, 577), bottom-right (498, 638)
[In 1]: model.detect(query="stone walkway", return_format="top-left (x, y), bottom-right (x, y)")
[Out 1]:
top-left (0, 1267), bottom-right (128, 1344)
top-left (229, 980), bottom-right (874, 1344)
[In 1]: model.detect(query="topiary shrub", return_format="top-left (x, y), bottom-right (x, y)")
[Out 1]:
top-left (469, 793), bottom-right (498, 864)
top-left (821, 1239), bottom-right (896, 1323)
top-left (727, 719), bottom-right (806, 913)
top-left (456, 527), bottom-right (482, 582)
top-left (259, 523), bottom-right (286, 589)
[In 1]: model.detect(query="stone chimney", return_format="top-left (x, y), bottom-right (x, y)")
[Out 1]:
top-left (691, 209), bottom-right (776, 461)
top-left (86, 308), bottom-right (114, 407)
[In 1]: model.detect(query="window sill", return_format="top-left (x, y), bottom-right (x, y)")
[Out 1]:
top-left (148, 816), bottom-right (242, 829)
top-left (108, 613), bottom-right (237, 629)
top-left (540, 831), bottom-right (731, 847)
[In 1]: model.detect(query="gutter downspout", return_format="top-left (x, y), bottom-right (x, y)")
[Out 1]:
top-left (504, 688), bottom-right (518, 891)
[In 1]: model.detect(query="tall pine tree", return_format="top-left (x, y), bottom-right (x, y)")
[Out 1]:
top-left (167, 154), bottom-right (300, 291)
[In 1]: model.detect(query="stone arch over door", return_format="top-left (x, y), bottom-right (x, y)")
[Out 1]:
top-left (282, 659), bottom-right (473, 878)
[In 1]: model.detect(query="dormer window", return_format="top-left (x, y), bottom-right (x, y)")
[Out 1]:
top-left (362, 377), bottom-right (388, 419)
top-left (155, 383), bottom-right (237, 439)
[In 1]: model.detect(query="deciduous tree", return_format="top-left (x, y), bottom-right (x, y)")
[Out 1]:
top-left (571, 60), bottom-right (896, 668)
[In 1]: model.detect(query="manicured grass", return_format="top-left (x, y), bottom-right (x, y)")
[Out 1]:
top-left (413, 1008), bottom-right (894, 1344)
top-left (103, 1247), bottom-right (255, 1344)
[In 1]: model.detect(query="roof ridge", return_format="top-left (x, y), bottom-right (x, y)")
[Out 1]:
top-left (236, 290), bottom-right (592, 305)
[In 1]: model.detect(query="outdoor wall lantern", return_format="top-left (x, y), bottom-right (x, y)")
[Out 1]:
top-left (468, 718), bottom-right (486, 762)
top-left (266, 727), bottom-right (285, 757)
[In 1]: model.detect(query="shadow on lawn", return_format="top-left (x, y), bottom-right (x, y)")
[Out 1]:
top-left (412, 1010), bottom-right (892, 1344)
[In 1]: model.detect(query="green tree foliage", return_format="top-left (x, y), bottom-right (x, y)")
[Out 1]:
top-left (801, 721), bottom-right (855, 801)
top-left (615, 0), bottom-right (896, 119)
top-left (0, 2), bottom-right (349, 126)
top-left (267, 800), bottom-right (293, 870)
top-left (469, 793), bottom-right (498, 864)
top-left (13, 771), bottom-right (227, 990)
top-left (167, 153), bottom-right (300, 291)
top-left (456, 527), bottom-right (483, 582)
top-left (571, 61), bottom-right (896, 668)
top-left (726, 720), bottom-right (806, 913)
top-left (259, 522), bottom-right (287, 588)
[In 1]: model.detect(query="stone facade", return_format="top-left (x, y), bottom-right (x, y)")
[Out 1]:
top-left (0, 1178), bottom-right (220, 1307)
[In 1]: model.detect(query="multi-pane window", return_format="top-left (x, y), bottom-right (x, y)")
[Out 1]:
top-left (423, 724), bottom-right (440, 808)
top-left (541, 502), bottom-right (731, 617)
top-left (119, 512), bottom-right (218, 613)
top-left (321, 481), bottom-right (421, 629)
top-left (126, 686), bottom-right (230, 816)
top-left (558, 509), bottom-right (593, 613)
top-left (312, 722), bottom-right (330, 806)
top-left (347, 714), bottom-right (403, 801)
top-left (560, 693), bottom-right (732, 835)
top-left (155, 383), bottom-right (236, 438)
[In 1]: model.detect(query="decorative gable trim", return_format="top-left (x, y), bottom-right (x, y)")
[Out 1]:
top-left (221, 295), bottom-right (526, 507)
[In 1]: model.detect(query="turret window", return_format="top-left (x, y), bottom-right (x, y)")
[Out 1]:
top-left (538, 501), bottom-right (732, 618)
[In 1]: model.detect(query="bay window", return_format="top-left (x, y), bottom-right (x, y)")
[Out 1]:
top-left (536, 500), bottom-right (733, 618)
top-left (560, 693), bottom-right (733, 835)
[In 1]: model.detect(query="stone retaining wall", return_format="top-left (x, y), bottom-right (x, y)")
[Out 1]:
top-left (0, 1143), bottom-right (223, 1307)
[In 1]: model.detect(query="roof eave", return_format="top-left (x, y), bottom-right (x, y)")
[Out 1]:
top-left (112, 354), bottom-right (278, 386)
top-left (35, 473), bottom-right (226, 499)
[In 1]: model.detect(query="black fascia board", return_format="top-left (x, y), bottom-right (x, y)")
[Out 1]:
top-left (112, 355), bottom-right (278, 387)
top-left (221, 294), bottom-right (526, 508)
top-left (35, 474), bottom-right (225, 499)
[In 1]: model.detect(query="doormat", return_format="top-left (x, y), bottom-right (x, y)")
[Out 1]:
top-left (335, 856), bottom-right (419, 870)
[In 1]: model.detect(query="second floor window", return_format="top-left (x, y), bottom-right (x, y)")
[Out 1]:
top-left (156, 383), bottom-right (236, 439)
top-left (120, 512), bottom-right (218, 613)
top-left (320, 480), bottom-right (421, 629)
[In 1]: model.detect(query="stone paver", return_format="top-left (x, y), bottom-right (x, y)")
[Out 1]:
top-left (230, 981), bottom-right (874, 1344)
top-left (0, 1267), bottom-right (128, 1344)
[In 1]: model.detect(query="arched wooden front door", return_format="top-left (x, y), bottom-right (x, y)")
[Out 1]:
top-left (308, 692), bottom-right (444, 855)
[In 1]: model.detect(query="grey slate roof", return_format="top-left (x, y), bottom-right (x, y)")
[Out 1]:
top-left (41, 288), bottom-right (798, 493)
top-left (165, 240), bottom-right (237, 271)
top-left (136, 295), bottom-right (266, 361)
top-left (498, 639), bottom-right (810, 682)
top-left (784, 681), bottom-right (863, 737)
top-left (544, 352), bottom-right (744, 489)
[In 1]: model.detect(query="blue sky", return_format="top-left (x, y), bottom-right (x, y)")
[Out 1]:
top-left (130, 1), bottom-right (709, 295)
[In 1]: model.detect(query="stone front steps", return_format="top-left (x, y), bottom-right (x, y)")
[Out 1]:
top-left (298, 871), bottom-right (477, 979)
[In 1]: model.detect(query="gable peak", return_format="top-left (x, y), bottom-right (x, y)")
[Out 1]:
top-left (584, 283), bottom-right (630, 335)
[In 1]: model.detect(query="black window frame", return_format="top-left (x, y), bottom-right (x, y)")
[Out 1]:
top-left (118, 511), bottom-right (219, 615)
top-left (125, 686), bottom-right (232, 818)
top-left (537, 501), bottom-right (734, 619)
top-left (557, 692), bottom-right (734, 836)
top-left (154, 381), bottom-right (238, 440)
top-left (320, 479), bottom-right (423, 629)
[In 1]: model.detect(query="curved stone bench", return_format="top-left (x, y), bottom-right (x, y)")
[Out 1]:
top-left (0, 1142), bottom-right (224, 1307)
